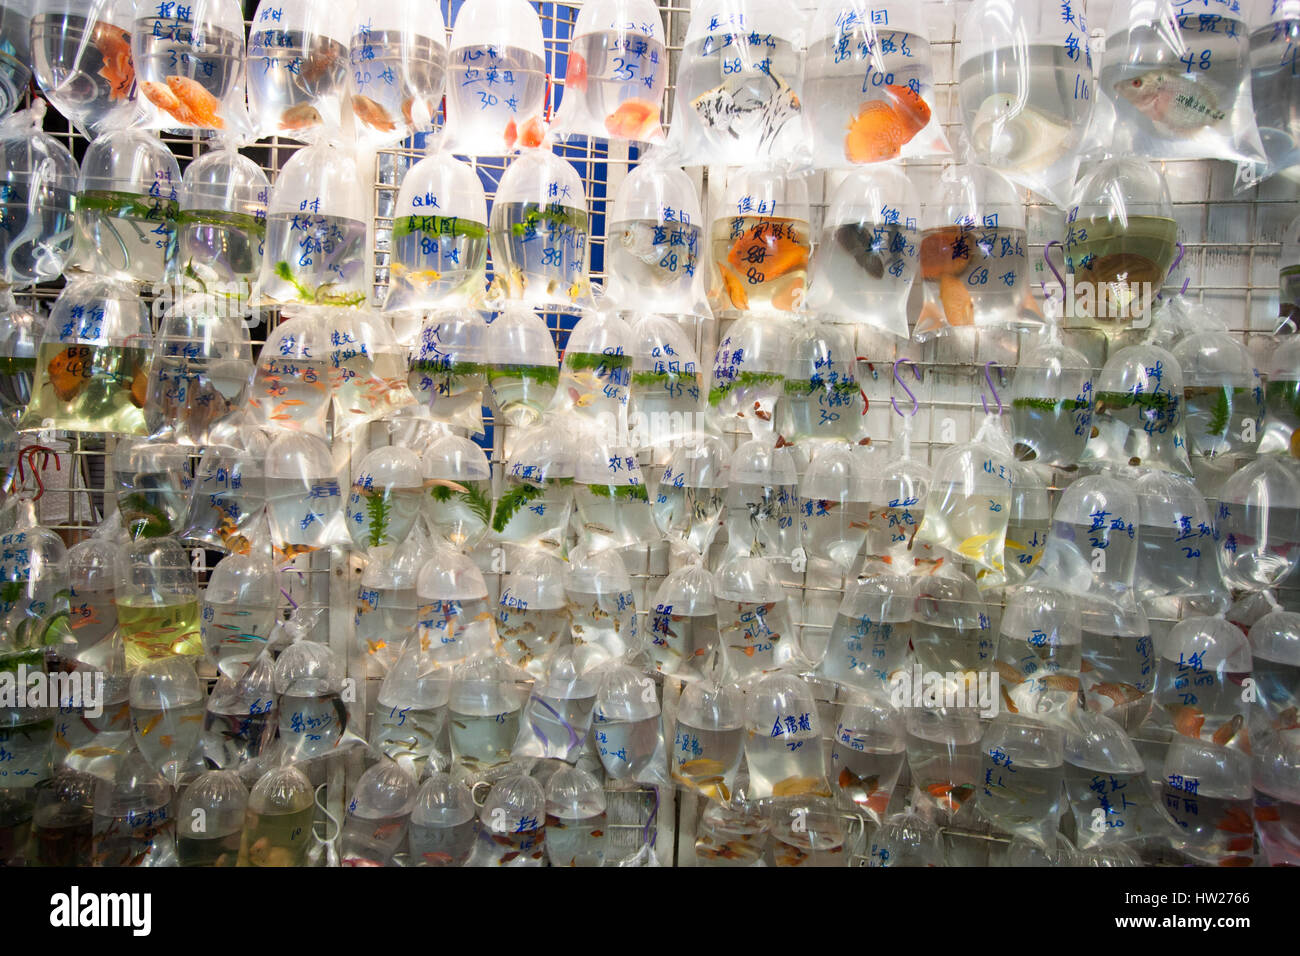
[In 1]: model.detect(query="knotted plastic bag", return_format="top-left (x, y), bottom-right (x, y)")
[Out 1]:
top-left (1079, 342), bottom-right (1192, 474)
top-left (1030, 472), bottom-right (1141, 610)
top-left (974, 713), bottom-right (1064, 850)
top-left (573, 440), bottom-right (655, 553)
top-left (173, 147), bottom-right (269, 309)
top-left (181, 413), bottom-right (269, 553)
top-left (31, 0), bottom-right (138, 137)
top-left (274, 638), bottom-right (367, 766)
top-left (993, 585), bottom-right (1081, 722)
top-left (798, 441), bottom-right (871, 573)
top-left (628, 312), bottom-right (705, 452)
top-left (263, 431), bottom-right (348, 560)
top-left (1259, 336), bottom-right (1300, 457)
top-left (409, 309), bottom-right (488, 435)
top-left (247, 0), bottom-right (353, 142)
top-left (324, 309), bottom-right (417, 433)
top-left (724, 437), bottom-right (799, 561)
top-left (353, 530), bottom-right (422, 672)
top-left (815, 563), bottom-right (911, 693)
top-left (714, 553), bottom-right (800, 679)
top-left (415, 544), bottom-right (498, 669)
top-left (604, 164), bottom-right (705, 315)
top-left (0, 0), bottom-right (32, 122)
top-left (246, 314), bottom-right (331, 438)
top-left (128, 656), bottom-right (205, 784)
top-left (369, 634), bottom-right (452, 778)
top-left (345, 446), bottom-right (423, 552)
top-left (490, 424), bottom-right (574, 550)
top-left (112, 435), bottom-right (191, 538)
top-left (708, 167), bottom-right (810, 316)
top-left (706, 313), bottom-right (789, 436)
top-left (447, 657), bottom-right (530, 772)
top-left (115, 537), bottom-right (202, 667)
top-left (830, 692), bottom-right (907, 824)
top-left (1217, 454), bottom-right (1300, 589)
top-left (201, 549), bottom-right (279, 678)
top-left (482, 306), bottom-right (559, 427)
top-left (144, 302), bottom-right (252, 445)
top-left (565, 546), bottom-right (641, 661)
top-left (1009, 318), bottom-right (1094, 468)
top-left (554, 307), bottom-right (634, 428)
top-left (513, 643), bottom-right (607, 763)
top-left (649, 561), bottom-right (722, 681)
top-left (1064, 709), bottom-right (1172, 848)
top-left (742, 671), bottom-right (831, 799)
top-left (671, 673), bottom-right (746, 804)
top-left (421, 433), bottom-right (493, 552)
top-left (591, 663), bottom-right (668, 786)
top-left (495, 548), bottom-right (569, 676)
top-left (346, 0), bottom-right (448, 145)
top-left (651, 435), bottom-right (729, 557)
top-left (782, 322), bottom-right (865, 444)
top-left (1134, 470), bottom-right (1221, 599)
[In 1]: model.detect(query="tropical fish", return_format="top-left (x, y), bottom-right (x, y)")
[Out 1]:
top-left (352, 94), bottom-right (396, 132)
top-left (93, 21), bottom-right (135, 102)
top-left (771, 775), bottom-right (829, 798)
top-left (970, 93), bottom-right (1073, 171)
top-left (141, 76), bottom-right (225, 129)
top-left (725, 226), bottom-right (808, 280)
top-left (916, 274), bottom-right (975, 334)
top-left (692, 71), bottom-right (801, 152)
top-left (47, 347), bottom-right (91, 402)
top-left (604, 98), bottom-right (659, 140)
top-left (1114, 70), bottom-right (1227, 136)
top-left (505, 115), bottom-right (545, 150)
top-left (566, 52), bottom-right (588, 92)
top-left (280, 103), bottom-right (323, 131)
top-left (843, 85), bottom-right (931, 163)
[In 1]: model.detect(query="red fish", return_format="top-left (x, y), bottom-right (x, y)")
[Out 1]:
top-left (843, 85), bottom-right (930, 163)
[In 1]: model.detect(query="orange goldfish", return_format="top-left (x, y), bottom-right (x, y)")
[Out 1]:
top-left (280, 103), bottom-right (323, 131)
top-left (604, 98), bottom-right (659, 140)
top-left (566, 52), bottom-right (588, 92)
top-left (352, 94), bottom-right (396, 133)
top-left (843, 85), bottom-right (931, 164)
top-left (505, 114), bottom-right (545, 150)
top-left (93, 21), bottom-right (134, 102)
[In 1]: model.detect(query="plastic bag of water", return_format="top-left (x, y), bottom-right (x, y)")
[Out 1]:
top-left (628, 313), bottom-right (706, 454)
top-left (488, 149), bottom-right (591, 308)
top-left (263, 431), bottom-right (348, 559)
top-left (1238, 0), bottom-right (1300, 185)
top-left (708, 167), bottom-right (810, 316)
top-left (1134, 470), bottom-right (1222, 599)
top-left (714, 554), bottom-right (800, 679)
top-left (829, 691), bottom-right (906, 823)
top-left (368, 634), bottom-right (452, 777)
top-left (604, 164), bottom-right (706, 316)
top-left (112, 436), bottom-right (190, 539)
top-left (246, 315), bottom-right (331, 437)
top-left (128, 656), bottom-right (204, 785)
top-left (115, 537), bottom-right (203, 667)
top-left (782, 322), bottom-right (864, 444)
top-left (573, 440), bottom-right (654, 552)
top-left (408, 309), bottom-right (488, 435)
top-left (385, 151), bottom-right (487, 314)
top-left (1063, 708), bottom-right (1172, 848)
top-left (905, 705), bottom-right (983, 824)
top-left (1155, 613), bottom-right (1252, 750)
top-left (513, 644), bottom-right (606, 763)
top-left (201, 547), bottom-right (279, 676)
top-left (0, 102), bottom-right (78, 287)
top-left (694, 771), bottom-right (769, 866)
top-left (173, 148), bottom-right (268, 310)
top-left (671, 676), bottom-right (746, 804)
top-left (448, 657), bottom-right (530, 772)
top-left (0, 295), bottom-right (41, 421)
top-left (1172, 324), bottom-right (1263, 461)
top-left (415, 544), bottom-right (498, 669)
top-left (1159, 737), bottom-right (1255, 866)
top-left (554, 307), bottom-right (634, 427)
top-left (866, 809), bottom-right (944, 866)
top-left (181, 413), bottom-right (269, 553)
top-left (1217, 453), bottom-right (1300, 589)
top-left (649, 562), bottom-right (721, 681)
top-left (815, 563), bottom-right (911, 693)
top-left (345, 446), bottom-right (422, 552)
top-left (994, 585), bottom-right (1081, 724)
top-left (552, 0), bottom-right (668, 145)
top-left (472, 768), bottom-right (547, 866)
top-left (346, 0), bottom-right (448, 145)
top-left (1099, 0), bottom-right (1265, 164)
top-left (0, 0), bottom-right (33, 123)
top-left (176, 769), bottom-right (246, 867)
top-left (592, 662), bottom-right (668, 785)
top-left (565, 546), bottom-right (641, 660)
top-left (247, 0), bottom-right (353, 142)
top-left (906, 561), bottom-right (990, 676)
top-left (91, 748), bottom-right (176, 866)
top-left (804, 165), bottom-right (919, 339)
top-left (324, 309), bottom-right (417, 434)
top-left (410, 772), bottom-right (475, 866)
top-left (742, 671), bottom-right (831, 799)
top-left (707, 314), bottom-right (789, 437)
top-left (1258, 335), bottom-right (1300, 458)
top-left (957, 0), bottom-right (1095, 209)
top-left (239, 764), bottom-right (316, 867)
top-left (999, 462), bottom-right (1052, 587)
top-left (31, 0), bottom-right (139, 137)
top-left (669, 0), bottom-right (807, 167)
top-left (651, 435), bottom-right (729, 557)
top-left (353, 532), bottom-right (422, 673)
top-left (340, 759), bottom-right (417, 867)
top-left (798, 441), bottom-right (871, 572)
top-left (18, 275), bottom-right (152, 435)
top-left (767, 795), bottom-right (849, 866)
top-left (724, 437), bottom-right (799, 560)
top-left (1009, 322), bottom-right (1094, 468)
top-left (144, 305), bottom-right (253, 446)
top-left (66, 528), bottom-right (119, 656)
top-left (1079, 598), bottom-right (1154, 732)
top-left (482, 307), bottom-right (559, 427)
top-left (804, 0), bottom-right (949, 168)
top-left (29, 769), bottom-right (98, 866)
top-left (543, 765), bottom-right (607, 866)
top-left (975, 712), bottom-right (1064, 849)
top-left (1029, 471), bottom-right (1141, 609)
top-left (201, 650), bottom-right (278, 772)
top-left (495, 548), bottom-right (569, 676)
top-left (442, 0), bottom-right (547, 157)
top-left (422, 434), bottom-right (493, 552)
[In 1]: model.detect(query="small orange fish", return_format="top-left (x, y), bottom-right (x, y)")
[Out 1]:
top-left (604, 98), bottom-right (659, 140)
top-left (566, 52), bottom-right (588, 92)
top-left (843, 85), bottom-right (930, 164)
top-left (498, 850), bottom-right (521, 864)
top-left (352, 94), bottom-right (396, 132)
top-left (280, 103), bottom-right (323, 131)
top-left (1215, 805), bottom-right (1254, 835)
top-left (167, 75), bottom-right (224, 129)
top-left (1211, 713), bottom-right (1245, 747)
top-left (141, 80), bottom-right (194, 124)
top-left (589, 830), bottom-right (603, 838)
top-left (159, 734), bottom-right (173, 748)
top-left (720, 268), bottom-right (750, 310)
top-left (92, 21), bottom-right (134, 102)
top-left (72, 745), bottom-right (122, 759)
top-left (136, 713), bottom-right (163, 736)
top-left (422, 851), bottom-right (455, 864)
top-left (1166, 703), bottom-right (1206, 739)
top-left (504, 114), bottom-right (546, 150)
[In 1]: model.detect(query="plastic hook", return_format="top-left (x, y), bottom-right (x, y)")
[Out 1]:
top-left (1041, 240), bottom-right (1067, 299)
top-left (891, 358), bottom-right (920, 417)
top-left (1157, 241), bottom-right (1190, 300)
top-left (981, 361), bottom-right (1003, 416)
top-left (16, 445), bottom-right (60, 502)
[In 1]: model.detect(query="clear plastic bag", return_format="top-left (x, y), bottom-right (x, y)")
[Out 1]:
top-left (554, 308), bottom-right (634, 428)
top-left (421, 434), bottom-right (493, 552)
top-left (565, 546), bottom-right (641, 661)
top-left (863, 418), bottom-right (932, 564)
top-left (1079, 599), bottom-right (1154, 732)
top-left (573, 440), bottom-right (655, 553)
top-left (830, 692), bottom-right (906, 824)
top-left (1030, 472), bottom-right (1140, 609)
top-left (442, 0), bottom-right (547, 157)
top-left (410, 773), bottom-right (476, 866)
top-left (0, 0), bottom-right (32, 122)
top-left (804, 0), bottom-right (948, 167)
top-left (604, 164), bottom-right (706, 315)
top-left (0, 102), bottom-right (78, 288)
top-left (513, 644), bottom-right (606, 763)
top-left (957, 0), bottom-right (1094, 208)
top-left (129, 656), bottom-right (205, 784)
top-left (66, 529), bottom-right (119, 656)
top-left (974, 713), bottom-right (1064, 850)
top-left (91, 749), bottom-right (176, 867)
top-left (866, 809), bottom-right (944, 866)
top-left (339, 759), bottom-right (417, 867)
top-left (708, 168), bottom-right (810, 316)
top-left (273, 639), bottom-right (367, 766)
top-left (1063, 709), bottom-right (1172, 848)
top-left (798, 442), bottom-right (870, 573)
top-left (239, 765), bottom-right (315, 866)
top-left (181, 413), bottom-right (269, 553)
top-left (112, 435), bottom-right (191, 538)
top-left (671, 676), bottom-right (746, 804)
top-left (1218, 454), bottom-right (1300, 591)
top-left (804, 164), bottom-right (919, 338)
top-left (553, 0), bottom-right (668, 144)
top-left (1001, 462), bottom-right (1052, 586)
top-left (132, 0), bottom-right (248, 135)
top-left (815, 564), bottom-right (911, 694)
top-left (707, 313), bottom-right (789, 436)
top-left (253, 142), bottom-right (368, 308)
top-left (201, 549), bottom-right (279, 678)
top-left (906, 561), bottom-right (991, 676)
top-left (263, 431), bottom-right (348, 560)
top-left (627, 313), bottom-right (705, 452)
top-left (72, 129), bottom-right (179, 286)
top-left (1156, 612), bottom-right (1253, 750)
top-left (0, 295), bottom-right (40, 422)
top-left (354, 531), bottom-right (422, 672)
top-left (409, 309), bottom-right (488, 434)
top-left (994, 585), bottom-right (1081, 722)
top-left (1159, 737), bottom-right (1254, 866)
top-left (116, 537), bottom-right (202, 667)
top-left (714, 553), bottom-right (799, 679)
top-left (591, 663), bottom-right (668, 786)
top-left (649, 561), bottom-right (722, 681)
top-left (369, 634), bottom-right (452, 778)
top-left (1238, 0), bottom-right (1300, 186)
top-left (144, 302), bottom-right (252, 445)
top-left (1009, 321), bottom-right (1094, 468)
top-left (447, 657), bottom-right (529, 772)
top-left (904, 705), bottom-right (982, 824)
top-left (323, 309), bottom-right (416, 434)
top-left (495, 549), bottom-right (569, 676)
top-left (30, 0), bottom-right (138, 137)
top-left (246, 314), bottom-right (331, 437)
top-left (915, 166), bottom-right (1032, 339)
top-left (482, 307), bottom-right (559, 427)
top-left (471, 768), bottom-right (546, 866)
top-left (247, 0), bottom-right (353, 142)
top-left (1257, 335), bottom-right (1300, 457)
top-left (782, 322), bottom-right (865, 444)
top-left (490, 424), bottom-right (574, 550)
top-left (724, 437), bottom-right (799, 561)
top-left (415, 545), bottom-right (498, 669)
top-left (669, 0), bottom-right (806, 167)
top-left (1101, 0), bottom-right (1265, 164)
top-left (1080, 343), bottom-right (1192, 474)
top-left (1172, 325), bottom-right (1263, 460)
top-left (651, 435), bottom-right (729, 557)
top-left (743, 672), bottom-right (831, 799)
top-left (346, 1), bottom-right (448, 145)
top-left (1134, 470), bottom-right (1222, 599)
top-left (543, 765), bottom-right (607, 866)
top-left (488, 149), bottom-right (591, 308)
top-left (384, 151), bottom-right (488, 314)
top-left (345, 446), bottom-right (423, 552)
top-left (18, 276), bottom-right (152, 435)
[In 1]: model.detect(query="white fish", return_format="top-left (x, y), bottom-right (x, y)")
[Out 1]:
top-left (971, 93), bottom-right (1075, 172)
top-left (692, 71), bottom-right (801, 152)
top-left (1114, 70), bottom-right (1227, 136)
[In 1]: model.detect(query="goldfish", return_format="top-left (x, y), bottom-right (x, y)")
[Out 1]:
top-left (136, 713), bottom-right (163, 736)
top-left (566, 52), bottom-right (588, 92)
top-left (280, 103), bottom-right (323, 131)
top-left (771, 775), bottom-right (831, 798)
top-left (1115, 70), bottom-right (1227, 137)
top-left (505, 115), bottom-right (545, 150)
top-left (916, 274), bottom-right (975, 335)
top-left (352, 94), bottom-right (396, 133)
top-left (92, 21), bottom-right (134, 102)
top-left (1087, 681), bottom-right (1147, 708)
top-left (604, 98), bottom-right (660, 140)
top-left (1215, 805), bottom-right (1254, 835)
top-left (720, 269), bottom-right (750, 310)
top-left (166, 75), bottom-right (225, 128)
top-left (422, 851), bottom-right (455, 864)
top-left (970, 93), bottom-right (1074, 171)
top-left (46, 347), bottom-right (91, 402)
top-left (843, 85), bottom-right (931, 164)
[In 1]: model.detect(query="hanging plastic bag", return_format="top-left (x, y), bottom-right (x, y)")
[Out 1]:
top-left (326, 310), bottom-right (416, 432)
top-left (354, 531), bottom-right (423, 672)
top-left (181, 414), bottom-right (269, 553)
top-left (173, 148), bottom-right (269, 309)
top-left (410, 772), bottom-right (476, 866)
top-left (0, 102), bottom-right (78, 288)
top-left (1063, 157), bottom-right (1178, 332)
top-left (1247, 605), bottom-right (1300, 740)
top-left (693, 771), bottom-right (768, 865)
top-left (743, 672), bottom-right (831, 799)
top-left (671, 674), bottom-right (746, 804)
top-left (488, 149), bottom-right (591, 309)
top-left (651, 435), bottom-right (729, 557)
top-left (369, 635), bottom-right (452, 778)
top-left (714, 554), bottom-right (799, 679)
top-left (338, 760), bottom-right (417, 867)
top-left (1159, 738), bottom-right (1254, 866)
top-left (1100, 0), bottom-right (1265, 164)
top-left (30, 0), bottom-right (138, 137)
top-left (708, 168), bottom-right (810, 316)
top-left (543, 766), bottom-right (607, 867)
top-left (1172, 317), bottom-right (1263, 460)
top-left (513, 644), bottom-right (606, 763)
top-left (201, 549), bottom-right (279, 677)
top-left (1259, 336), bottom-right (1300, 457)
top-left (913, 412), bottom-right (1016, 578)
top-left (0, 494), bottom-right (68, 656)
top-left (18, 276), bottom-right (151, 435)
top-left (804, 164), bottom-right (919, 339)
top-left (115, 537), bottom-right (202, 667)
top-left (247, 0), bottom-right (353, 142)
top-left (649, 562), bottom-right (722, 681)
top-left (605, 164), bottom-right (705, 315)
top-left (345, 446), bottom-right (423, 552)
top-left (573, 440), bottom-right (655, 552)
top-left (804, 0), bottom-right (948, 167)
top-left (669, 0), bottom-right (806, 167)
top-left (907, 561), bottom-right (991, 676)
top-left (706, 313), bottom-right (789, 436)
top-left (239, 764), bottom-right (315, 866)
top-left (554, 308), bottom-right (634, 428)
top-left (554, 0), bottom-right (668, 144)
top-left (724, 437), bottom-right (799, 561)
top-left (866, 809), bottom-right (945, 866)
top-left (263, 431), bottom-right (348, 560)
top-left (798, 442), bottom-right (870, 572)
top-left (346, 0), bottom-right (448, 145)
top-left (1009, 318), bottom-right (1093, 468)
top-left (1064, 709), bottom-right (1172, 848)
top-left (1079, 343), bottom-right (1192, 474)
top-left (246, 314), bottom-right (331, 438)
top-left (66, 528), bottom-right (119, 656)
top-left (128, 656), bottom-right (204, 785)
top-left (112, 435), bottom-right (191, 538)
top-left (442, 0), bottom-right (547, 156)
top-left (592, 663), bottom-right (669, 786)
top-left (422, 434), bottom-right (493, 552)
top-left (495, 549), bottom-right (569, 676)
top-left (132, 0), bottom-right (247, 135)
top-left (1238, 1), bottom-right (1300, 185)
top-left (974, 713), bottom-right (1064, 849)
top-left (384, 151), bottom-right (488, 314)
top-left (408, 309), bottom-right (488, 435)
top-left (447, 657), bottom-right (529, 772)
top-left (490, 424), bottom-right (575, 550)
top-left (274, 638), bottom-right (367, 766)
top-left (782, 322), bottom-right (865, 445)
top-left (816, 563), bottom-right (911, 694)
top-left (1079, 599), bottom-right (1154, 732)
top-left (565, 546), bottom-right (641, 661)
top-left (27, 770), bottom-right (98, 866)
top-left (628, 313), bottom-right (705, 451)
top-left (1029, 472), bottom-right (1140, 610)
top-left (71, 128), bottom-right (180, 286)
top-left (1154, 613), bottom-right (1253, 750)
top-left (254, 142), bottom-right (369, 308)
top-left (144, 302), bottom-right (253, 445)
top-left (863, 400), bottom-right (932, 564)
top-left (915, 166), bottom-right (1033, 339)
top-left (415, 545), bottom-right (498, 669)
top-left (90, 749), bottom-right (176, 866)
top-left (830, 692), bottom-right (906, 824)
top-left (993, 585), bottom-right (1081, 722)
top-left (0, 1), bottom-right (32, 122)
top-left (1001, 462), bottom-right (1052, 587)
top-left (1134, 470), bottom-right (1222, 599)
top-left (471, 768), bottom-right (546, 867)
top-left (482, 307), bottom-right (559, 427)
top-left (957, 0), bottom-right (1094, 208)
top-left (904, 705), bottom-right (982, 824)
top-left (0, 295), bottom-right (40, 421)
